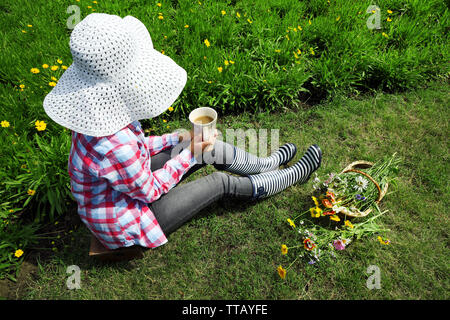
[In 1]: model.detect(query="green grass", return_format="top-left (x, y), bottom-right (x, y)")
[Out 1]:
top-left (20, 81), bottom-right (449, 300)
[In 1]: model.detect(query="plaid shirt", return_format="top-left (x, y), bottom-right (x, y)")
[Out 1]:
top-left (68, 120), bottom-right (197, 249)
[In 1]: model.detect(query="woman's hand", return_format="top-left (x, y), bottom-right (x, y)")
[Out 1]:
top-left (187, 129), bottom-right (218, 157)
top-left (178, 129), bottom-right (194, 143)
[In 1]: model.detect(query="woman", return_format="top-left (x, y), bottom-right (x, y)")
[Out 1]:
top-left (43, 13), bottom-right (322, 250)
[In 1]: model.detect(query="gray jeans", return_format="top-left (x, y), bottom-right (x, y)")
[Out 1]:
top-left (149, 143), bottom-right (253, 236)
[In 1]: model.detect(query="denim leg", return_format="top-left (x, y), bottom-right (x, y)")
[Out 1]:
top-left (150, 172), bottom-right (253, 236)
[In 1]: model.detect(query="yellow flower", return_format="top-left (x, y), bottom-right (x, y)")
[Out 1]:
top-left (297, 48), bottom-right (301, 55)
top-left (35, 120), bottom-right (47, 131)
top-left (158, 15), bottom-right (164, 20)
top-left (345, 220), bottom-right (354, 229)
top-left (51, 65), bottom-right (59, 71)
top-left (49, 81), bottom-right (57, 87)
top-left (310, 207), bottom-right (321, 218)
top-left (293, 51), bottom-right (299, 59)
top-left (1, 120), bottom-right (10, 127)
top-left (87, 6), bottom-right (92, 9)
top-left (42, 64), bottom-right (49, 69)
top-left (168, 107), bottom-right (174, 112)
top-left (277, 265), bottom-right (286, 279)
top-left (336, 16), bottom-right (340, 21)
top-left (275, 49), bottom-right (281, 53)
top-left (387, 17), bottom-right (392, 22)
top-left (27, 189), bottom-right (36, 196)
top-left (236, 12), bottom-right (241, 18)
top-left (298, 25), bottom-right (302, 31)
top-left (15, 249), bottom-right (24, 258)
top-left (30, 68), bottom-right (40, 74)
top-left (93, 0), bottom-right (97, 3)
top-left (161, 50), bottom-right (165, 55)
top-left (184, 24), bottom-right (189, 28)
top-left (51, 76), bottom-right (57, 81)
top-left (19, 84), bottom-right (25, 89)
top-left (163, 119), bottom-right (167, 123)
top-left (224, 60), bottom-right (229, 66)
top-left (166, 125), bottom-right (170, 129)
top-left (281, 244), bottom-right (288, 255)
top-left (208, 80), bottom-right (212, 84)
top-left (285, 34), bottom-right (290, 40)
top-left (229, 60), bottom-right (235, 64)
top-left (382, 32), bottom-right (389, 38)
top-left (287, 218), bottom-right (296, 228)
top-left (217, 67), bottom-right (223, 73)
top-left (157, 2), bottom-right (161, 6)
top-left (203, 56), bottom-right (207, 60)
top-left (312, 196), bottom-right (319, 206)
top-left (221, 10), bottom-right (226, 16)
top-left (310, 47), bottom-right (315, 55)
top-left (9, 209), bottom-right (14, 213)
top-left (330, 215), bottom-right (340, 222)
top-left (204, 39), bottom-right (210, 47)
top-left (62, 65), bottom-right (68, 70)
top-left (387, 10), bottom-right (393, 14)
top-left (57, 59), bottom-right (62, 64)
top-left (247, 18), bottom-right (252, 24)
top-left (27, 24), bottom-right (32, 27)
top-left (22, 30), bottom-right (27, 33)
top-left (308, 19), bottom-right (312, 25)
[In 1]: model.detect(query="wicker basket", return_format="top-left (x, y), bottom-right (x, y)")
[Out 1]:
top-left (338, 161), bottom-right (389, 218)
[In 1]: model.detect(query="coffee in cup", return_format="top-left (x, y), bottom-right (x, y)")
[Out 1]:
top-left (188, 107), bottom-right (217, 152)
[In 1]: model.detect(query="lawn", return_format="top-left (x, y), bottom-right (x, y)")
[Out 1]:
top-left (17, 80), bottom-right (449, 300)
top-left (0, 0), bottom-right (448, 300)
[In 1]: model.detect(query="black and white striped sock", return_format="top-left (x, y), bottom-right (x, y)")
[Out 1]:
top-left (248, 145), bottom-right (322, 199)
top-left (223, 142), bottom-right (297, 175)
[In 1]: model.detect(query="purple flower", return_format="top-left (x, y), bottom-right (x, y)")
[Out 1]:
top-left (333, 239), bottom-right (346, 251)
top-left (308, 260), bottom-right (316, 265)
top-left (355, 194), bottom-right (366, 201)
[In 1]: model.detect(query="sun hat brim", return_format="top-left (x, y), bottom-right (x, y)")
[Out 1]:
top-left (43, 14), bottom-right (187, 137)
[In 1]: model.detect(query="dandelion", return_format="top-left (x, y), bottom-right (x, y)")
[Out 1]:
top-left (9, 209), bottom-right (14, 213)
top-left (163, 119), bottom-right (167, 123)
top-left (161, 50), bottom-right (165, 55)
top-left (157, 2), bottom-right (161, 6)
top-left (184, 24), bottom-right (189, 28)
top-left (57, 59), bottom-right (62, 64)
top-left (345, 220), bottom-right (354, 229)
top-left (21, 30), bottom-right (27, 33)
top-left (297, 48), bottom-right (301, 55)
top-left (387, 10), bottom-right (393, 14)
top-left (51, 65), bottom-right (59, 71)
top-left (308, 19), bottom-right (312, 25)
top-left (62, 65), bottom-right (68, 70)
top-left (377, 236), bottom-right (391, 245)
top-left (42, 64), bottom-right (49, 69)
top-left (158, 15), bottom-right (164, 20)
top-left (204, 39), bottom-right (210, 47)
top-left (298, 25), bottom-right (302, 31)
top-left (229, 60), bottom-right (235, 64)
top-left (19, 84), bottom-right (25, 89)
top-left (51, 76), bottom-right (57, 81)
top-left (274, 49), bottom-right (281, 53)
top-left (15, 249), bottom-right (24, 258)
top-left (35, 120), bottom-right (47, 131)
top-left (247, 18), bottom-right (252, 24)
top-left (87, 6), bottom-right (92, 9)
top-left (293, 51), bottom-right (299, 59)
top-left (168, 107), bottom-right (174, 112)
top-left (285, 34), bottom-right (290, 41)
top-left (217, 66), bottom-right (223, 73)
top-left (382, 32), bottom-right (389, 38)
top-left (336, 16), bottom-right (340, 21)
top-left (30, 68), bottom-right (40, 74)
top-left (310, 47), bottom-right (315, 55)
top-left (27, 189), bottom-right (36, 196)
top-left (287, 218), bottom-right (296, 228)
top-left (236, 12), bottom-right (241, 18)
top-left (203, 56), bottom-right (207, 60)
top-left (49, 81), bottom-right (57, 87)
top-left (93, 0), bottom-right (97, 3)
top-left (277, 265), bottom-right (287, 279)
top-left (221, 10), bottom-right (226, 16)
top-left (387, 17), bottom-right (392, 22)
top-left (1, 120), bottom-right (10, 127)
top-left (281, 244), bottom-right (288, 255)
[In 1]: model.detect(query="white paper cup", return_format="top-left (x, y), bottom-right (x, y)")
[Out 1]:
top-left (188, 107), bottom-right (217, 152)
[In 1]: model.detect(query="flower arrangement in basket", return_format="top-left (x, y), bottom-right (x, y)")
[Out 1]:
top-left (277, 153), bottom-right (400, 279)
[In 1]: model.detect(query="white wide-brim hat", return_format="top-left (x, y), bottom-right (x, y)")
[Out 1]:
top-left (43, 13), bottom-right (187, 137)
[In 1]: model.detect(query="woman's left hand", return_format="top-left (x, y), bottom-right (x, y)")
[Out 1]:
top-left (178, 129), bottom-right (194, 143)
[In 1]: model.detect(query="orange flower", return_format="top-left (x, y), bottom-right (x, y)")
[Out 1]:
top-left (326, 191), bottom-right (336, 203)
top-left (322, 198), bottom-right (333, 208)
top-left (322, 210), bottom-right (335, 216)
top-left (303, 238), bottom-right (316, 251)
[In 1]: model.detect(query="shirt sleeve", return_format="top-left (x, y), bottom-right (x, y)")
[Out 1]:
top-left (144, 132), bottom-right (180, 156)
top-left (98, 141), bottom-right (196, 203)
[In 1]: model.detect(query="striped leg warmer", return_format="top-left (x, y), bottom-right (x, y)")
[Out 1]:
top-left (248, 145), bottom-right (322, 199)
top-left (222, 142), bottom-right (297, 176)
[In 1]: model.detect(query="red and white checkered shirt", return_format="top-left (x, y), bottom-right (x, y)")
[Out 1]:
top-left (68, 120), bottom-right (196, 249)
